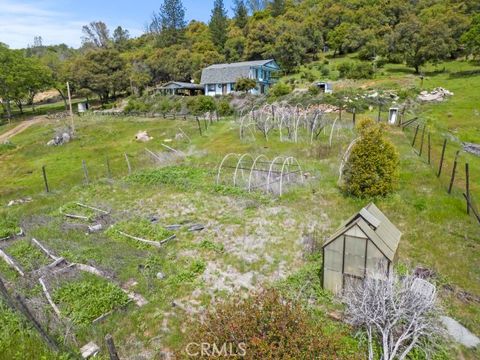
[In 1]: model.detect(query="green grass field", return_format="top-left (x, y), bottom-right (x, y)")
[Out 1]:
top-left (0, 59), bottom-right (479, 359)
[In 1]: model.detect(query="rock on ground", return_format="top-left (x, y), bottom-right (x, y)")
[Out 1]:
top-left (440, 316), bottom-right (480, 348)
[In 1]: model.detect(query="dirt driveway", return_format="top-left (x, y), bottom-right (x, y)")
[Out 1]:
top-left (0, 116), bottom-right (47, 143)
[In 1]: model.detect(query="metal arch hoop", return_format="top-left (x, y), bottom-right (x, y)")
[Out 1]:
top-left (216, 153), bottom-right (239, 185)
top-left (279, 157), bottom-right (303, 196)
top-left (248, 154), bottom-right (270, 192)
top-left (267, 156), bottom-right (285, 193)
top-left (233, 153), bottom-right (254, 187)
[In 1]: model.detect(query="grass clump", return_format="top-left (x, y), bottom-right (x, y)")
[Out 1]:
top-left (7, 240), bottom-right (50, 272)
top-left (52, 273), bottom-right (129, 325)
top-left (0, 214), bottom-right (20, 239)
top-left (166, 259), bottom-right (206, 285)
top-left (107, 218), bottom-right (174, 248)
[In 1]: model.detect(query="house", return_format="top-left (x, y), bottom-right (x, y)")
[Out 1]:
top-left (200, 59), bottom-right (280, 96)
top-left (322, 203), bottom-right (402, 294)
top-left (156, 81), bottom-right (204, 96)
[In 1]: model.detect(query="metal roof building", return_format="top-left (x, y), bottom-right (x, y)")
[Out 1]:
top-left (156, 81), bottom-right (204, 96)
top-left (322, 203), bottom-right (402, 294)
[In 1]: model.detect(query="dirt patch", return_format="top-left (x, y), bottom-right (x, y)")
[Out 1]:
top-left (0, 116), bottom-right (48, 143)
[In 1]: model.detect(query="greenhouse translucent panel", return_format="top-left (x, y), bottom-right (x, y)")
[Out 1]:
top-left (344, 236), bottom-right (366, 277)
top-left (324, 269), bottom-right (343, 294)
top-left (366, 242), bottom-right (388, 275)
top-left (325, 237), bottom-right (343, 272)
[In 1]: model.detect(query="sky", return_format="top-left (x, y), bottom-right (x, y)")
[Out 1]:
top-left (0, 0), bottom-right (236, 49)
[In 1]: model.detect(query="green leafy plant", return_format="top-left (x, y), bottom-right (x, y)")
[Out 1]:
top-left (235, 78), bottom-right (257, 92)
top-left (0, 214), bottom-right (20, 239)
top-left (269, 82), bottom-right (292, 98)
top-left (107, 218), bottom-right (174, 248)
top-left (52, 273), bottom-right (129, 325)
top-left (337, 61), bottom-right (374, 79)
top-left (8, 241), bottom-right (50, 272)
top-left (342, 119), bottom-right (399, 197)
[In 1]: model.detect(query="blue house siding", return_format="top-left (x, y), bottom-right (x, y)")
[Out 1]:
top-left (201, 60), bottom-right (280, 96)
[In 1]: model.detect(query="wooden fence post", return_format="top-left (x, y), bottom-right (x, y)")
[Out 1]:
top-left (352, 108), bottom-right (356, 126)
top-left (195, 116), bottom-right (202, 136)
top-left (427, 132), bottom-right (431, 165)
top-left (0, 277), bottom-right (15, 310)
top-left (14, 294), bottom-right (59, 351)
top-left (106, 156), bottom-right (112, 179)
top-left (42, 165), bottom-right (50, 193)
top-left (412, 125), bottom-right (420, 147)
top-left (466, 163), bottom-right (470, 215)
top-left (438, 138), bottom-right (447, 177)
top-left (82, 160), bottom-right (89, 184)
top-left (105, 334), bottom-right (120, 360)
top-left (448, 151), bottom-right (460, 194)
top-left (419, 125), bottom-right (426, 156)
top-left (377, 105), bottom-right (381, 122)
top-left (124, 153), bottom-right (132, 175)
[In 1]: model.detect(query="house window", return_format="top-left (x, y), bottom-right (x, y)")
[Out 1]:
top-left (208, 84), bottom-right (215, 92)
top-left (231, 83), bottom-right (236, 90)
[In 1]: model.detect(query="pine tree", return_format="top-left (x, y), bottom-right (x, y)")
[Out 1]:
top-left (233, 0), bottom-right (249, 29)
top-left (270, 0), bottom-right (286, 17)
top-left (150, 0), bottom-right (186, 46)
top-left (209, 0), bottom-right (229, 52)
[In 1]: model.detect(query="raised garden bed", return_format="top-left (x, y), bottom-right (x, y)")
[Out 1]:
top-left (52, 272), bottom-right (129, 325)
top-left (107, 218), bottom-right (175, 249)
top-left (7, 240), bottom-right (51, 272)
top-left (0, 215), bottom-right (22, 241)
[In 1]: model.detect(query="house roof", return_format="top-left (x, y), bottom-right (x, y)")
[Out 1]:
top-left (200, 59), bottom-right (278, 85)
top-left (158, 81), bottom-right (203, 90)
top-left (323, 203), bottom-right (402, 261)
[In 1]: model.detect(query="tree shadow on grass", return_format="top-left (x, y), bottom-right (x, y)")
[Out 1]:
top-left (449, 69), bottom-right (480, 79)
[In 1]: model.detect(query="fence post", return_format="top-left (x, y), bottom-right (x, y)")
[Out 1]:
top-left (14, 294), bottom-right (59, 351)
top-left (466, 163), bottom-right (470, 215)
top-left (215, 110), bottom-right (219, 122)
top-left (438, 138), bottom-right (447, 177)
top-left (419, 125), bottom-right (426, 157)
top-left (82, 160), bottom-right (89, 184)
top-left (105, 334), bottom-right (120, 360)
top-left (195, 116), bottom-right (202, 136)
top-left (412, 125), bottom-right (420, 147)
top-left (427, 132), bottom-right (431, 165)
top-left (42, 165), bottom-right (50, 193)
top-left (106, 156), bottom-right (112, 179)
top-left (124, 153), bottom-right (132, 175)
top-left (448, 151), bottom-right (460, 194)
top-left (377, 105), bottom-right (381, 122)
top-left (352, 107), bottom-right (356, 126)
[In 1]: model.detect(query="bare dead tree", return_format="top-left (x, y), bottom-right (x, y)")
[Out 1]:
top-left (342, 271), bottom-right (442, 360)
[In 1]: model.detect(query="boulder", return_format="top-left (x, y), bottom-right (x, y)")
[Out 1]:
top-left (135, 131), bottom-right (153, 142)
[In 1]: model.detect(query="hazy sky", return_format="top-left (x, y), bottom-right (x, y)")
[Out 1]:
top-left (0, 0), bottom-right (236, 49)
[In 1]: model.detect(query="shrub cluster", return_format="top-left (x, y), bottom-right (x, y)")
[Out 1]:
top-left (178, 289), bottom-right (358, 359)
top-left (342, 119), bottom-right (399, 197)
top-left (337, 61), bottom-right (375, 79)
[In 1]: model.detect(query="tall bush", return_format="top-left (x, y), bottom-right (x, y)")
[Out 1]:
top-left (342, 119), bottom-right (399, 197)
top-left (177, 289), bottom-right (356, 359)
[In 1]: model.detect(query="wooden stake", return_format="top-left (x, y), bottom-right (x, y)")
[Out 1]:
top-left (82, 160), bottom-right (89, 184)
top-left (124, 153), bottom-right (131, 175)
top-left (463, 194), bottom-right (480, 223)
top-left (105, 334), bottom-right (120, 360)
top-left (0, 276), bottom-right (15, 310)
top-left (412, 125), bottom-right (420, 147)
top-left (419, 125), bottom-right (426, 156)
top-left (352, 108), bottom-right (356, 126)
top-left (66, 81), bottom-right (75, 134)
top-left (195, 116), bottom-right (202, 136)
top-left (42, 165), bottom-right (49, 193)
top-left (106, 156), bottom-right (112, 179)
top-left (448, 151), bottom-right (460, 194)
top-left (438, 138), bottom-right (447, 177)
top-left (466, 163), bottom-right (470, 215)
top-left (427, 132), bottom-right (431, 165)
top-left (14, 294), bottom-right (59, 351)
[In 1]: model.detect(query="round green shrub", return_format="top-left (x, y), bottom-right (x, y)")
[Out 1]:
top-left (269, 82), bottom-right (292, 98)
top-left (342, 119), bottom-right (399, 197)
